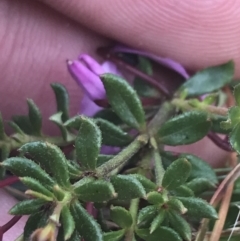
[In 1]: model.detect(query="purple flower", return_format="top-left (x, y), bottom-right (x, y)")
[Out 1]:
top-left (67, 54), bottom-right (121, 116)
top-left (113, 45), bottom-right (189, 79)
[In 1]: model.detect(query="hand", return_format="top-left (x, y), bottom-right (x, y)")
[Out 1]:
top-left (1, 0), bottom-right (239, 239)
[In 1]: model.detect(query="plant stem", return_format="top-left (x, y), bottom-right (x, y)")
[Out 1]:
top-left (125, 198), bottom-right (139, 241)
top-left (171, 98), bottom-right (228, 116)
top-left (97, 134), bottom-right (149, 176)
top-left (148, 102), bottom-right (175, 136)
top-left (150, 138), bottom-right (165, 186)
top-left (0, 176), bottom-right (19, 188)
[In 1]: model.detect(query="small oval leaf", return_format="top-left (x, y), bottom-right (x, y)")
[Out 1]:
top-left (110, 206), bottom-right (133, 229)
top-left (70, 200), bottom-right (103, 241)
top-left (20, 177), bottom-right (54, 198)
top-left (9, 199), bottom-right (47, 215)
top-left (136, 226), bottom-right (181, 241)
top-left (101, 74), bottom-right (146, 130)
top-left (51, 83), bottom-right (69, 122)
top-left (186, 177), bottom-right (214, 195)
top-left (147, 192), bottom-right (164, 205)
top-left (19, 142), bottom-right (70, 187)
top-left (158, 111), bottom-right (211, 145)
top-left (150, 210), bottom-right (165, 233)
top-left (75, 116), bottom-right (101, 170)
top-left (1, 157), bottom-right (55, 187)
top-left (110, 175), bottom-right (146, 200)
top-left (73, 178), bottom-right (116, 202)
top-left (27, 99), bottom-right (42, 135)
top-left (168, 211), bottom-right (192, 241)
top-left (178, 197), bottom-right (218, 219)
top-left (95, 118), bottom-right (132, 147)
top-left (180, 61), bottom-right (234, 97)
top-left (167, 198), bottom-right (187, 214)
top-left (137, 206), bottom-right (158, 226)
top-left (162, 158), bottom-right (191, 190)
top-left (103, 230), bottom-right (125, 241)
top-left (61, 205), bottom-right (75, 240)
top-left (230, 123), bottom-right (240, 154)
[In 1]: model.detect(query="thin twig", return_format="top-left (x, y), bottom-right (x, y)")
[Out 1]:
top-left (207, 132), bottom-right (233, 152)
top-left (0, 176), bottom-right (19, 188)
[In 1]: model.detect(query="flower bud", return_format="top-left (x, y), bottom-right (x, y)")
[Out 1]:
top-left (30, 222), bottom-right (58, 241)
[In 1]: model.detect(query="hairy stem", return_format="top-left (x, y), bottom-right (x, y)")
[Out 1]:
top-left (97, 134), bottom-right (149, 176)
top-left (171, 98), bottom-right (228, 116)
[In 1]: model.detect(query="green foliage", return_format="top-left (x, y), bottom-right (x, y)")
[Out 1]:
top-left (110, 206), bottom-right (133, 229)
top-left (180, 60), bottom-right (234, 97)
top-left (75, 116), bottom-right (101, 170)
top-left (158, 111), bottom-right (211, 145)
top-left (1, 61), bottom-right (235, 241)
top-left (101, 73), bottom-right (146, 130)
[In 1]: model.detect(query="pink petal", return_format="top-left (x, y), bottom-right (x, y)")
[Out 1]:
top-left (113, 45), bottom-right (189, 79)
top-left (79, 54), bottom-right (105, 75)
top-left (101, 61), bottom-right (122, 76)
top-left (67, 60), bottom-right (106, 100)
top-left (80, 95), bottom-right (103, 117)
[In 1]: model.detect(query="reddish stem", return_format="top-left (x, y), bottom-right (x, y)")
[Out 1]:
top-left (0, 216), bottom-right (22, 241)
top-left (97, 47), bottom-right (171, 98)
top-left (207, 132), bottom-right (233, 152)
top-left (0, 176), bottom-right (19, 188)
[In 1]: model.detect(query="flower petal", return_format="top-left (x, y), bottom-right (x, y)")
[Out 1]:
top-left (79, 54), bottom-right (105, 75)
top-left (80, 95), bottom-right (103, 117)
top-left (101, 61), bottom-right (122, 76)
top-left (113, 45), bottom-right (189, 79)
top-left (67, 60), bottom-right (105, 100)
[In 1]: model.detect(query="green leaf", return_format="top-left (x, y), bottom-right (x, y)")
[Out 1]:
top-left (67, 230), bottom-right (81, 241)
top-left (75, 116), bottom-right (101, 170)
top-left (27, 99), bottom-right (42, 135)
top-left (9, 199), bottom-right (47, 215)
top-left (172, 185), bottom-right (194, 197)
top-left (234, 83), bottom-right (240, 106)
top-left (8, 121), bottom-right (24, 135)
top-left (168, 211), bottom-right (192, 241)
top-left (1, 157), bottom-right (55, 187)
top-left (229, 106), bottom-right (240, 127)
top-left (110, 206), bottom-right (133, 229)
top-left (101, 73), bottom-right (146, 130)
top-left (186, 177), bottom-right (214, 195)
top-left (24, 211), bottom-right (49, 240)
top-left (167, 198), bottom-right (188, 214)
top-left (20, 177), bottom-right (54, 198)
top-left (12, 115), bottom-right (33, 135)
top-left (211, 115), bottom-right (229, 134)
top-left (95, 118), bottom-right (132, 147)
top-left (51, 83), bottom-right (69, 122)
top-left (61, 205), bottom-right (75, 240)
top-left (70, 200), bottom-right (103, 241)
top-left (150, 210), bottom-right (165, 233)
top-left (73, 178), bottom-right (116, 202)
top-left (1, 144), bottom-right (10, 161)
top-left (19, 142), bottom-right (70, 187)
top-left (0, 113), bottom-right (6, 140)
top-left (134, 57), bottom-right (159, 98)
top-left (49, 112), bottom-right (75, 142)
top-left (137, 206), bottom-right (158, 226)
top-left (103, 230), bottom-right (125, 241)
top-left (128, 174), bottom-right (157, 193)
top-left (162, 158), bottom-right (191, 190)
top-left (110, 175), bottom-right (146, 200)
top-left (178, 197), bottom-right (218, 219)
top-left (147, 191), bottom-right (164, 205)
top-left (158, 111), bottom-right (211, 145)
top-left (180, 61), bottom-right (234, 97)
top-left (94, 109), bottom-right (123, 126)
top-left (136, 227), bottom-right (181, 241)
top-left (180, 154), bottom-right (218, 184)
top-left (230, 123), bottom-right (240, 153)
top-left (97, 155), bottom-right (114, 167)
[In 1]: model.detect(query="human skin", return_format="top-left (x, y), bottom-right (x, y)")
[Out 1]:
top-left (1, 0), bottom-right (240, 239)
